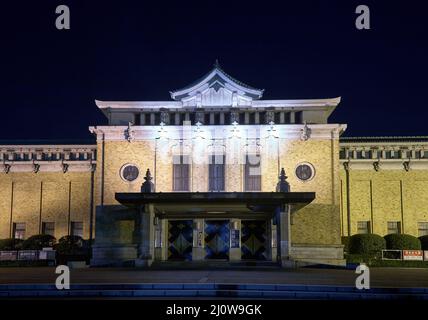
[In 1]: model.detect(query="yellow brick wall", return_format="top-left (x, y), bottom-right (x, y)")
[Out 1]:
top-left (95, 141), bottom-right (156, 206)
top-left (340, 169), bottom-right (428, 237)
top-left (279, 138), bottom-right (341, 246)
top-left (0, 172), bottom-right (92, 240)
top-left (98, 137), bottom-right (342, 247)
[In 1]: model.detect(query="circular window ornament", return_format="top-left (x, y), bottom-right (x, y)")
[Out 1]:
top-left (120, 164), bottom-right (140, 182)
top-left (295, 162), bottom-right (315, 182)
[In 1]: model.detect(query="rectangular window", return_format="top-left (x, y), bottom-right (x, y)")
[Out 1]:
top-left (42, 222), bottom-right (55, 237)
top-left (214, 113), bottom-right (220, 125)
top-left (258, 111), bottom-right (266, 124)
top-left (387, 221), bottom-right (401, 234)
top-left (294, 111), bottom-right (303, 124)
top-left (13, 223), bottom-right (26, 240)
top-left (173, 155), bottom-right (190, 191)
top-left (357, 221), bottom-right (371, 234)
top-left (71, 221), bottom-right (84, 238)
top-left (418, 222), bottom-right (428, 237)
top-left (209, 155), bottom-right (225, 191)
top-left (249, 112), bottom-right (256, 124)
top-left (224, 113), bottom-right (231, 125)
top-left (274, 112), bottom-right (281, 124)
top-left (244, 154), bottom-right (261, 191)
top-left (133, 113), bottom-right (141, 125)
top-left (239, 113), bottom-right (245, 124)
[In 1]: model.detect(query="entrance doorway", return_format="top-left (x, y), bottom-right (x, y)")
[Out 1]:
top-left (241, 220), bottom-right (267, 260)
top-left (204, 220), bottom-right (230, 260)
top-left (168, 220), bottom-right (193, 261)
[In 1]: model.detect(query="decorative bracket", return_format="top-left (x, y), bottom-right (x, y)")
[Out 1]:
top-left (373, 161), bottom-right (380, 172)
top-left (300, 122), bottom-right (311, 141)
top-left (124, 121), bottom-right (134, 142)
top-left (3, 163), bottom-right (11, 174)
top-left (33, 163), bottom-right (40, 173)
top-left (403, 161), bottom-right (410, 172)
top-left (343, 161), bottom-right (350, 171)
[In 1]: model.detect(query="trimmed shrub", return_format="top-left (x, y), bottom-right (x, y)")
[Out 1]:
top-left (341, 236), bottom-right (350, 253)
top-left (348, 234), bottom-right (386, 255)
top-left (0, 238), bottom-right (24, 250)
top-left (384, 234), bottom-right (421, 250)
top-left (419, 235), bottom-right (428, 250)
top-left (55, 235), bottom-right (84, 255)
top-left (22, 235), bottom-right (56, 250)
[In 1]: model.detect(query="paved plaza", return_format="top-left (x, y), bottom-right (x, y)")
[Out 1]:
top-left (0, 267), bottom-right (427, 288)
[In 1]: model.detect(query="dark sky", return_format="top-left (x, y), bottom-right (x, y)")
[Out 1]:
top-left (1, 0), bottom-right (427, 140)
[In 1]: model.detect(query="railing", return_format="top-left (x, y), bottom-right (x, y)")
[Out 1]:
top-left (0, 249), bottom-right (56, 262)
top-left (382, 249), bottom-right (426, 261)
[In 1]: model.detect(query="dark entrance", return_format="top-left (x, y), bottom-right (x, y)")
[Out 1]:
top-left (241, 220), bottom-right (267, 260)
top-left (168, 220), bottom-right (193, 261)
top-left (205, 220), bottom-right (230, 260)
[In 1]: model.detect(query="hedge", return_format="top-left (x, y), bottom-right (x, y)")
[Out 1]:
top-left (341, 236), bottom-right (350, 253)
top-left (22, 234), bottom-right (56, 250)
top-left (419, 235), bottom-right (428, 250)
top-left (55, 235), bottom-right (86, 255)
top-left (0, 238), bottom-right (24, 250)
top-left (348, 234), bottom-right (386, 255)
top-left (384, 234), bottom-right (421, 250)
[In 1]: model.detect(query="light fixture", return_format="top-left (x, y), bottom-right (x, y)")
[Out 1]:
top-left (265, 121), bottom-right (278, 139)
top-left (156, 121), bottom-right (168, 140)
top-left (229, 121), bottom-right (241, 139)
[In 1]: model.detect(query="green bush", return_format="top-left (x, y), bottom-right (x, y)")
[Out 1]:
top-left (22, 234), bottom-right (56, 250)
top-left (0, 238), bottom-right (24, 250)
top-left (55, 235), bottom-right (84, 255)
top-left (419, 235), bottom-right (428, 250)
top-left (341, 236), bottom-right (350, 253)
top-left (384, 234), bottom-right (421, 250)
top-left (348, 234), bottom-right (386, 255)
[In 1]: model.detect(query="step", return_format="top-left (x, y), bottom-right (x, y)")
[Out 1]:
top-left (1, 283), bottom-right (428, 299)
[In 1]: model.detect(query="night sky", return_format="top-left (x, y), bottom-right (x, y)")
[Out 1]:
top-left (1, 0), bottom-right (427, 140)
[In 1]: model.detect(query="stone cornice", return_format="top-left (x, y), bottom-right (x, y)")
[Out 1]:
top-left (89, 124), bottom-right (347, 142)
top-left (1, 160), bottom-right (96, 173)
top-left (95, 97), bottom-right (341, 111)
top-left (340, 159), bottom-right (428, 171)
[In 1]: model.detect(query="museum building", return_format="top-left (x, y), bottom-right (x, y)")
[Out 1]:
top-left (1, 64), bottom-right (428, 267)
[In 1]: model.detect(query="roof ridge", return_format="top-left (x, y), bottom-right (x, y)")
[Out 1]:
top-left (170, 63), bottom-right (264, 95)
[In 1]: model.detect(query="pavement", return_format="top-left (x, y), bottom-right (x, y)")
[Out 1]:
top-left (0, 267), bottom-right (428, 288)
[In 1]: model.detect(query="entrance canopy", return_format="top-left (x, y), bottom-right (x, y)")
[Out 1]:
top-left (115, 192), bottom-right (315, 219)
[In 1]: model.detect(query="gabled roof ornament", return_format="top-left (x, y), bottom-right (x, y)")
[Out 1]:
top-left (170, 62), bottom-right (264, 102)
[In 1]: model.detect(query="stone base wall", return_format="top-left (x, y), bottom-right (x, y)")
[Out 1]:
top-left (91, 244), bottom-right (137, 266)
top-left (290, 244), bottom-right (345, 266)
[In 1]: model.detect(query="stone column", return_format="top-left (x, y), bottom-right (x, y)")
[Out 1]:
top-left (154, 217), bottom-right (163, 261)
top-left (266, 219), bottom-right (274, 261)
top-left (229, 219), bottom-right (241, 261)
top-left (192, 219), bottom-right (205, 260)
top-left (135, 204), bottom-right (155, 267)
top-left (277, 205), bottom-right (294, 268)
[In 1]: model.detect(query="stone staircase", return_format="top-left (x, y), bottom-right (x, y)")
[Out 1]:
top-left (1, 283), bottom-right (428, 300)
